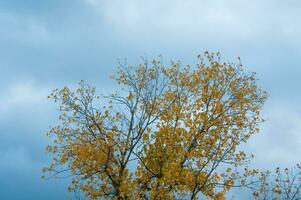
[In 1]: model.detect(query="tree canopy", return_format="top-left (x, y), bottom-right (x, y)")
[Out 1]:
top-left (44, 52), bottom-right (268, 199)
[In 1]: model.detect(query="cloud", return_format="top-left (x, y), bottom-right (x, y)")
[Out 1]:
top-left (0, 80), bottom-right (48, 115)
top-left (0, 147), bottom-right (36, 172)
top-left (83, 0), bottom-right (301, 45)
top-left (0, 146), bottom-right (70, 200)
top-left (0, 79), bottom-right (71, 199)
top-left (0, 12), bottom-right (52, 45)
top-left (246, 100), bottom-right (301, 169)
top-left (0, 79), bottom-right (51, 168)
top-left (0, 0), bottom-right (301, 199)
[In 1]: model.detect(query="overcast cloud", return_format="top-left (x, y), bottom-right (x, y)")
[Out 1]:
top-left (1, 0), bottom-right (301, 199)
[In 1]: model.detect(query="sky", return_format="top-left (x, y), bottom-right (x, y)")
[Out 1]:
top-left (1, 0), bottom-right (301, 199)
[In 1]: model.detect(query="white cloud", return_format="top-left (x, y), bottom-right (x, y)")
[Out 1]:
top-left (247, 100), bottom-right (301, 168)
top-left (0, 147), bottom-right (37, 172)
top-left (0, 11), bottom-right (52, 45)
top-left (83, 0), bottom-right (301, 44)
top-left (0, 80), bottom-right (49, 115)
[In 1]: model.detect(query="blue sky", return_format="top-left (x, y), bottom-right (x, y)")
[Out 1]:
top-left (1, 0), bottom-right (301, 199)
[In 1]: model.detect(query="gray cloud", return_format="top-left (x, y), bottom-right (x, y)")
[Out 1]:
top-left (1, 0), bottom-right (301, 199)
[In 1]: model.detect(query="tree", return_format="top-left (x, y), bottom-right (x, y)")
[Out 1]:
top-left (253, 164), bottom-right (301, 200)
top-left (44, 52), bottom-right (267, 199)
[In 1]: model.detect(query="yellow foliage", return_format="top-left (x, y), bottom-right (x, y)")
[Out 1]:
top-left (44, 52), bottom-right (267, 199)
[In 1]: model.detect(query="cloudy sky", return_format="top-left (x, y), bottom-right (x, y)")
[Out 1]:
top-left (1, 0), bottom-right (301, 199)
